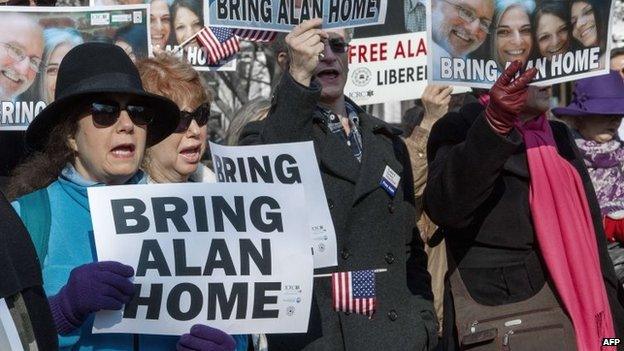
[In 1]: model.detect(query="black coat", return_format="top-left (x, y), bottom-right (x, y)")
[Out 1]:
top-left (0, 191), bottom-right (58, 350)
top-left (424, 103), bottom-right (624, 350)
top-left (240, 73), bottom-right (436, 351)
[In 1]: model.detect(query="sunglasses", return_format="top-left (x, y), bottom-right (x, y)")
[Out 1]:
top-left (90, 100), bottom-right (153, 127)
top-left (325, 38), bottom-right (349, 54)
top-left (175, 103), bottom-right (210, 133)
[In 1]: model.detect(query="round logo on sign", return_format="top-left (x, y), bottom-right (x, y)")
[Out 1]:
top-left (352, 67), bottom-right (372, 87)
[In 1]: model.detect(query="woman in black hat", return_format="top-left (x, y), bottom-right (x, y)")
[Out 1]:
top-left (5, 43), bottom-right (235, 350)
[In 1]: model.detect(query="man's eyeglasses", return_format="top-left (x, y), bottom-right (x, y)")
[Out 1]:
top-left (324, 38), bottom-right (349, 54)
top-left (0, 42), bottom-right (42, 73)
top-left (175, 103), bottom-right (210, 133)
top-left (89, 100), bottom-right (153, 127)
top-left (441, 0), bottom-right (492, 34)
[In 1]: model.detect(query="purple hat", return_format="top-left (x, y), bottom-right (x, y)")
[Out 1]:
top-left (551, 70), bottom-right (624, 117)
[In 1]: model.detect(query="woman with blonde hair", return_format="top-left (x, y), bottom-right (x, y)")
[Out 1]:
top-left (138, 53), bottom-right (216, 183)
top-left (137, 53), bottom-right (249, 350)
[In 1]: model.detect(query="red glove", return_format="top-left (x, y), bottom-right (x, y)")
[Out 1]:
top-left (604, 216), bottom-right (624, 243)
top-left (485, 61), bottom-right (538, 134)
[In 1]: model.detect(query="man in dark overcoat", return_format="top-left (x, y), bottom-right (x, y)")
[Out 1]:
top-left (240, 18), bottom-right (436, 351)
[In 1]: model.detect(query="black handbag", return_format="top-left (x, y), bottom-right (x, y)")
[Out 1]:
top-left (449, 267), bottom-right (577, 350)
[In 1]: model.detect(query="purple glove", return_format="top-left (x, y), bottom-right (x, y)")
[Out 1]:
top-left (177, 325), bottom-right (236, 351)
top-left (48, 261), bottom-right (135, 334)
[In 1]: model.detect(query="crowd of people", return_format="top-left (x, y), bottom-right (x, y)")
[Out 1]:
top-left (2, 1), bottom-right (624, 351)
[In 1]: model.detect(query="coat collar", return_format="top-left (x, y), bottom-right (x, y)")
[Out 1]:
top-left (312, 96), bottom-right (402, 137)
top-left (312, 96), bottom-right (403, 203)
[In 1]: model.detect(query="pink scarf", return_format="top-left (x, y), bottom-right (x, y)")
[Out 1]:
top-left (517, 115), bottom-right (616, 350)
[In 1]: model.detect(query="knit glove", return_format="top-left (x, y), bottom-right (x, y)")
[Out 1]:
top-left (48, 261), bottom-right (135, 334)
top-left (177, 325), bottom-right (236, 351)
top-left (604, 216), bottom-right (624, 243)
top-left (485, 61), bottom-right (538, 134)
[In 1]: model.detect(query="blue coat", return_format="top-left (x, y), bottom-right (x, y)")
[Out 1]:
top-left (13, 166), bottom-right (247, 350)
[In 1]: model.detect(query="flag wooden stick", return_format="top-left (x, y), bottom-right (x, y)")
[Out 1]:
top-left (313, 268), bottom-right (387, 278)
top-left (171, 28), bottom-right (202, 54)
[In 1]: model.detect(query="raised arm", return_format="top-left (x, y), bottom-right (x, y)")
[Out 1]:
top-left (424, 62), bottom-right (537, 228)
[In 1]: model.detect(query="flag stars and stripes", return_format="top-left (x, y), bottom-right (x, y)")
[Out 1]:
top-left (331, 269), bottom-right (376, 317)
top-left (233, 28), bottom-right (277, 43)
top-left (196, 26), bottom-right (240, 64)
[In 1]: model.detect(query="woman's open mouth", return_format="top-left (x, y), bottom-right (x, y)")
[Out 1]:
top-left (110, 144), bottom-right (135, 159)
top-left (179, 145), bottom-right (201, 163)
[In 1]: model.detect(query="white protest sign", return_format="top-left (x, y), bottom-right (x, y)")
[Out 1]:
top-left (0, 299), bottom-right (24, 351)
top-left (90, 182), bottom-right (313, 335)
top-left (206, 0), bottom-right (387, 32)
top-left (345, 32), bottom-right (429, 104)
top-left (209, 141), bottom-right (337, 269)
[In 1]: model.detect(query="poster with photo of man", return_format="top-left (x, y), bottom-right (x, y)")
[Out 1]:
top-left (90, 0), bottom-right (237, 71)
top-left (427, 0), bottom-right (614, 88)
top-left (0, 5), bottom-right (149, 131)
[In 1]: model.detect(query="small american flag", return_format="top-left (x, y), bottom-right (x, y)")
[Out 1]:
top-left (233, 28), bottom-right (277, 43)
top-left (196, 26), bottom-right (240, 64)
top-left (332, 270), bottom-right (376, 317)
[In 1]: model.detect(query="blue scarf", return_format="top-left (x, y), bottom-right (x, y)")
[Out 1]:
top-left (58, 164), bottom-right (146, 210)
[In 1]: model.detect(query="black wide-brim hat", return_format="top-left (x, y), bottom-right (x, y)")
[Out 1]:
top-left (26, 42), bottom-right (180, 151)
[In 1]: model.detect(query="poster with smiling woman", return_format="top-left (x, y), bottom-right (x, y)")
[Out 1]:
top-left (427, 0), bottom-right (614, 88)
top-left (90, 0), bottom-right (237, 71)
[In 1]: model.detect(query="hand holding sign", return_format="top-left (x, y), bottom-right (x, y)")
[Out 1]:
top-left (287, 18), bottom-right (328, 87)
top-left (48, 261), bottom-right (135, 334)
top-left (485, 61), bottom-right (538, 134)
top-left (177, 324), bottom-right (236, 351)
top-left (420, 85), bottom-right (454, 131)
